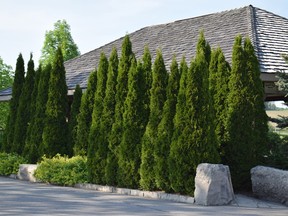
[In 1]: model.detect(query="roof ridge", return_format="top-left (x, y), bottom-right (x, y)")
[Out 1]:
top-left (248, 5), bottom-right (260, 58)
top-left (253, 5), bottom-right (288, 21)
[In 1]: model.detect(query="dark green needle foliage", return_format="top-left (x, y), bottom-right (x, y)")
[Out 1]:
top-left (155, 56), bottom-right (180, 192)
top-left (12, 54), bottom-right (35, 155)
top-left (68, 84), bottom-right (82, 157)
top-left (74, 69), bottom-right (97, 156)
top-left (140, 50), bottom-right (168, 190)
top-left (3, 54), bottom-right (25, 153)
top-left (87, 52), bottom-right (108, 184)
top-left (42, 47), bottom-right (69, 157)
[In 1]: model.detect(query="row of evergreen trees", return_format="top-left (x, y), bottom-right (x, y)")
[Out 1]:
top-left (76, 33), bottom-right (267, 193)
top-left (1, 32), bottom-right (268, 194)
top-left (1, 48), bottom-right (79, 163)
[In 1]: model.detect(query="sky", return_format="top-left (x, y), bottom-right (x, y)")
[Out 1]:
top-left (1, 0), bottom-right (288, 70)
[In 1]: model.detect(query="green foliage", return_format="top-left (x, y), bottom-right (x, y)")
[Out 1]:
top-left (35, 154), bottom-right (88, 186)
top-left (155, 56), bottom-right (180, 191)
top-left (209, 48), bottom-right (231, 158)
top-left (87, 53), bottom-right (108, 184)
top-left (276, 55), bottom-right (288, 93)
top-left (107, 35), bottom-right (134, 186)
top-left (100, 48), bottom-right (119, 185)
top-left (40, 20), bottom-right (80, 67)
top-left (140, 50), bottom-right (168, 190)
top-left (12, 55), bottom-right (35, 154)
top-left (68, 84), bottom-right (82, 156)
top-left (25, 65), bottom-right (51, 163)
top-left (225, 35), bottom-right (268, 190)
top-left (169, 33), bottom-right (219, 195)
top-left (0, 152), bottom-right (27, 176)
top-left (42, 47), bottom-right (69, 157)
top-left (74, 70), bottom-right (97, 156)
top-left (118, 59), bottom-right (148, 188)
top-left (264, 132), bottom-right (288, 169)
top-left (3, 54), bottom-right (25, 153)
top-left (0, 57), bottom-right (13, 130)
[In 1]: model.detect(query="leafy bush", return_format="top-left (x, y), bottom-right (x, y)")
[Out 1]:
top-left (0, 152), bottom-right (28, 176)
top-left (264, 132), bottom-right (288, 169)
top-left (35, 154), bottom-right (88, 186)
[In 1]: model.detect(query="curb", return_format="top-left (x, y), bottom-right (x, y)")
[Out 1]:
top-left (74, 183), bottom-right (195, 204)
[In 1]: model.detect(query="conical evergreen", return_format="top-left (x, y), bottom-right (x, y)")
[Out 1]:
top-left (118, 59), bottom-right (148, 188)
top-left (155, 56), bottom-right (180, 191)
top-left (142, 46), bottom-right (152, 108)
top-left (68, 84), bottom-right (82, 156)
top-left (140, 50), bottom-right (168, 190)
top-left (2, 54), bottom-right (25, 152)
top-left (87, 52), bottom-right (108, 184)
top-left (23, 65), bottom-right (41, 159)
top-left (26, 64), bottom-right (51, 162)
top-left (107, 35), bottom-right (134, 186)
top-left (209, 48), bottom-right (231, 158)
top-left (12, 54), bottom-right (35, 154)
top-left (169, 33), bottom-right (219, 195)
top-left (42, 47), bottom-right (69, 157)
top-left (100, 48), bottom-right (119, 186)
top-left (74, 69), bottom-right (97, 155)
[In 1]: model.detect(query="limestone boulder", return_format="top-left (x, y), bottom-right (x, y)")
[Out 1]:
top-left (251, 166), bottom-right (288, 206)
top-left (17, 164), bottom-right (38, 182)
top-left (194, 163), bottom-right (235, 206)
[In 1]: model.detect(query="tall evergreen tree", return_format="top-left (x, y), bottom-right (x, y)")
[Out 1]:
top-left (87, 52), bottom-right (108, 184)
top-left (25, 64), bottom-right (51, 162)
top-left (42, 47), bottom-right (69, 157)
top-left (68, 84), bottom-right (82, 156)
top-left (107, 35), bottom-right (134, 186)
top-left (2, 54), bottom-right (25, 152)
top-left (169, 33), bottom-right (219, 195)
top-left (100, 48), bottom-right (119, 186)
top-left (155, 56), bottom-right (180, 191)
top-left (140, 50), bottom-right (168, 190)
top-left (118, 59), bottom-right (148, 188)
top-left (12, 54), bottom-right (35, 154)
top-left (23, 65), bottom-right (41, 159)
top-left (142, 46), bottom-right (152, 109)
top-left (74, 69), bottom-right (97, 155)
top-left (209, 48), bottom-right (231, 158)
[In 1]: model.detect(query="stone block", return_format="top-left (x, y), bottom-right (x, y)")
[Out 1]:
top-left (194, 163), bottom-right (235, 206)
top-left (251, 166), bottom-right (288, 206)
top-left (17, 164), bottom-right (38, 182)
top-left (116, 188), bottom-right (131, 195)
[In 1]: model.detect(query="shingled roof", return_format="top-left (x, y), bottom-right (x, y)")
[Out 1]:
top-left (1, 5), bottom-right (287, 101)
top-left (64, 5), bottom-right (288, 91)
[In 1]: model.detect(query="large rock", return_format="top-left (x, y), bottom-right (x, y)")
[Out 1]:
top-left (194, 163), bottom-right (235, 206)
top-left (251, 166), bottom-right (288, 206)
top-left (17, 164), bottom-right (38, 182)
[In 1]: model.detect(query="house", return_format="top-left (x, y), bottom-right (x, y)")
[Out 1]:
top-left (1, 5), bottom-right (287, 102)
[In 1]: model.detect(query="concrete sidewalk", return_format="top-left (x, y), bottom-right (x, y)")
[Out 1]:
top-left (0, 176), bottom-right (287, 216)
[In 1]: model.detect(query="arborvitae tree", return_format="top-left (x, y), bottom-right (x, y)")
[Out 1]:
top-left (142, 46), bottom-right (152, 108)
top-left (100, 48), bottom-right (119, 186)
top-left (2, 54), bottom-right (25, 152)
top-left (67, 84), bottom-right (82, 156)
top-left (74, 69), bottom-right (97, 155)
top-left (117, 59), bottom-right (147, 188)
top-left (140, 50), bottom-right (168, 190)
top-left (225, 35), bottom-right (255, 189)
top-left (42, 47), bottom-right (69, 157)
top-left (244, 38), bottom-right (268, 158)
top-left (155, 56), bottom-right (180, 192)
top-left (23, 65), bottom-right (41, 159)
top-left (25, 64), bottom-right (51, 163)
top-left (12, 54), bottom-right (35, 154)
top-left (169, 34), bottom-right (219, 195)
top-left (209, 48), bottom-right (231, 158)
top-left (107, 35), bottom-right (134, 186)
top-left (87, 52), bottom-right (108, 184)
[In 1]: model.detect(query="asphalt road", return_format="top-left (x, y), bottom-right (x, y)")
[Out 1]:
top-left (0, 177), bottom-right (287, 216)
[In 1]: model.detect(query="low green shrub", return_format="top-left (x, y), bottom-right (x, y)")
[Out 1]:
top-left (35, 154), bottom-right (88, 186)
top-left (0, 152), bottom-right (28, 176)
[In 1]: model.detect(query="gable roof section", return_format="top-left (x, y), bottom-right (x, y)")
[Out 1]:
top-left (64, 5), bottom-right (252, 90)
